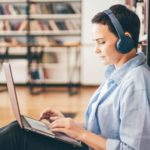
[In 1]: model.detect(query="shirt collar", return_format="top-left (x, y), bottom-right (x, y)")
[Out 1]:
top-left (105, 52), bottom-right (146, 85)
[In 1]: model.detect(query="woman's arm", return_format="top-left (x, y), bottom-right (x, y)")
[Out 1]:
top-left (79, 129), bottom-right (106, 150)
top-left (50, 118), bottom-right (106, 150)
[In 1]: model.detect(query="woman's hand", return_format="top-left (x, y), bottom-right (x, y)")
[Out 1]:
top-left (50, 117), bottom-right (86, 141)
top-left (50, 118), bottom-right (106, 150)
top-left (39, 108), bottom-right (64, 122)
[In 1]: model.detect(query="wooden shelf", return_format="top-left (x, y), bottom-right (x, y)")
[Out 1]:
top-left (29, 30), bottom-right (81, 35)
top-left (0, 43), bottom-right (81, 47)
top-left (30, 14), bottom-right (81, 19)
top-left (30, 0), bottom-right (81, 3)
top-left (0, 31), bottom-right (81, 36)
top-left (0, 31), bottom-right (27, 36)
top-left (39, 63), bottom-right (67, 68)
top-left (0, 15), bottom-right (27, 20)
top-left (0, 0), bottom-right (26, 4)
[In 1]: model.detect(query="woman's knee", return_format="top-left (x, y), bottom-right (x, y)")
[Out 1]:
top-left (0, 121), bottom-right (23, 150)
top-left (1, 121), bottom-right (21, 135)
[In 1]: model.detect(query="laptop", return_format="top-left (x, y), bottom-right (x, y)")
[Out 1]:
top-left (3, 62), bottom-right (82, 147)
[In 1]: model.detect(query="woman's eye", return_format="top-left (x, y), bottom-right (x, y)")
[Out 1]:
top-left (98, 41), bottom-right (105, 44)
top-left (98, 41), bottom-right (105, 45)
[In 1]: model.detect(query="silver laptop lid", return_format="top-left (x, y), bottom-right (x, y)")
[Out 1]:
top-left (3, 63), bottom-right (23, 128)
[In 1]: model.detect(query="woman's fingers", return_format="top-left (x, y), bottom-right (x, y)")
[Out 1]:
top-left (50, 118), bottom-right (84, 140)
top-left (50, 118), bottom-right (72, 129)
top-left (39, 108), bottom-right (64, 121)
top-left (49, 116), bottom-right (60, 122)
top-left (39, 108), bottom-right (54, 120)
top-left (50, 119), bottom-right (71, 135)
top-left (51, 127), bottom-right (69, 135)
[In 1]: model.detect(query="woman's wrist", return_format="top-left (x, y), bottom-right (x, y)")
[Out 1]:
top-left (78, 129), bottom-right (87, 141)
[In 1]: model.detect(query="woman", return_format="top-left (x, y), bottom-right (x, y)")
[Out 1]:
top-left (0, 4), bottom-right (150, 150)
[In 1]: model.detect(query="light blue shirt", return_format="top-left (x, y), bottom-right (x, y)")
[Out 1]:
top-left (85, 52), bottom-right (150, 150)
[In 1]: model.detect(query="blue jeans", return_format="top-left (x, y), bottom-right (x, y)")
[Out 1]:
top-left (0, 121), bottom-right (88, 150)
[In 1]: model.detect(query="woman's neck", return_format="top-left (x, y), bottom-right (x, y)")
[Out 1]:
top-left (115, 49), bottom-right (137, 69)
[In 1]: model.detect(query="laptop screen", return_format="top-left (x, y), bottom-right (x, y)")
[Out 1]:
top-left (3, 63), bottom-right (23, 128)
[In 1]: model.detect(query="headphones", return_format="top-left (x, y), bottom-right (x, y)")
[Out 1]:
top-left (103, 9), bottom-right (135, 54)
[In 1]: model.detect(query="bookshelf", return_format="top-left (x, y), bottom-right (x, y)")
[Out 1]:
top-left (0, 0), bottom-right (82, 95)
top-left (145, 0), bottom-right (150, 67)
top-left (0, 0), bottom-right (29, 85)
top-left (124, 0), bottom-right (147, 54)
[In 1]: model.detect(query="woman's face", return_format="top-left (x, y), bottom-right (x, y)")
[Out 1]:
top-left (92, 23), bottom-right (123, 66)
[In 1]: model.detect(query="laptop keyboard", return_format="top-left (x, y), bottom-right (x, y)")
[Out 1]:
top-left (24, 116), bottom-right (82, 147)
top-left (24, 116), bottom-right (55, 136)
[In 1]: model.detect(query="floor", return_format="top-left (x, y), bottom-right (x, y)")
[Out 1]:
top-left (0, 86), bottom-right (97, 127)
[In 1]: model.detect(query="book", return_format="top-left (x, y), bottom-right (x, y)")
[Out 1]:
top-left (42, 52), bottom-right (58, 63)
top-left (7, 4), bottom-right (17, 15)
top-left (70, 20), bottom-right (80, 30)
top-left (40, 4), bottom-right (51, 14)
top-left (17, 20), bottom-right (27, 31)
top-left (31, 69), bottom-right (40, 80)
top-left (3, 20), bottom-right (11, 30)
top-left (30, 4), bottom-right (39, 14)
top-left (30, 21), bottom-right (41, 31)
top-left (38, 21), bottom-right (49, 30)
top-left (0, 21), bottom-right (4, 31)
top-left (16, 5), bottom-right (27, 14)
top-left (30, 61), bottom-right (40, 80)
top-left (51, 3), bottom-right (75, 14)
top-left (0, 6), bottom-right (4, 15)
top-left (65, 20), bottom-right (74, 30)
top-left (70, 2), bottom-right (81, 14)
top-left (5, 5), bottom-right (11, 15)
top-left (35, 36), bottom-right (49, 45)
top-left (43, 68), bottom-right (49, 79)
top-left (48, 20), bottom-right (59, 31)
top-left (55, 21), bottom-right (68, 30)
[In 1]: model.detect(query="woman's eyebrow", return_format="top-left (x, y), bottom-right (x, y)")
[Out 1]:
top-left (92, 38), bottom-right (105, 42)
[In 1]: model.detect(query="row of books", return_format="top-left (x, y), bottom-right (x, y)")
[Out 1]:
top-left (29, 51), bottom-right (59, 64)
top-left (42, 52), bottom-right (58, 63)
top-left (30, 2), bottom-right (81, 14)
top-left (125, 0), bottom-right (145, 10)
top-left (136, 2), bottom-right (146, 39)
top-left (0, 20), bottom-right (27, 31)
top-left (0, 20), bottom-right (80, 31)
top-left (0, 3), bottom-right (80, 15)
top-left (0, 37), bottom-right (26, 46)
top-left (125, 0), bottom-right (146, 39)
top-left (30, 64), bottom-right (57, 80)
top-left (30, 20), bottom-right (81, 31)
top-left (0, 4), bottom-right (27, 15)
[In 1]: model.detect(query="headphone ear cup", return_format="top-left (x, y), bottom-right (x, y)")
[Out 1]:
top-left (116, 36), bottom-right (134, 54)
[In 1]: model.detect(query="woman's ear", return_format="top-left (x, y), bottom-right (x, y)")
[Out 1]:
top-left (125, 32), bottom-right (132, 38)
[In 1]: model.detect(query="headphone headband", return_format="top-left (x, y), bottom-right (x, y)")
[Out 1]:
top-left (103, 9), bottom-right (134, 54)
top-left (103, 9), bottom-right (124, 39)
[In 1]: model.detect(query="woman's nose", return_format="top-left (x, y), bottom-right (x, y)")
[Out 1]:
top-left (95, 44), bottom-right (101, 53)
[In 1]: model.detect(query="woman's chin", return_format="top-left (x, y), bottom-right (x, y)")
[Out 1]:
top-left (100, 59), bottom-right (107, 65)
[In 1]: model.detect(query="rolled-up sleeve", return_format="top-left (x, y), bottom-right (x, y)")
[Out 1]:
top-left (106, 139), bottom-right (120, 150)
top-left (106, 138), bottom-right (135, 150)
top-left (106, 82), bottom-right (150, 150)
